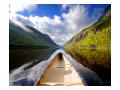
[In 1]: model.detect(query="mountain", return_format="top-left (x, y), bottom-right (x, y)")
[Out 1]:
top-left (9, 20), bottom-right (57, 48)
top-left (64, 5), bottom-right (111, 85)
top-left (9, 20), bottom-right (59, 71)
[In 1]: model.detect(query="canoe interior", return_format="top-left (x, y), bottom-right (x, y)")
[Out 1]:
top-left (36, 53), bottom-right (84, 86)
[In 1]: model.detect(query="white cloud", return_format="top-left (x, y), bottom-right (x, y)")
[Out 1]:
top-left (9, 4), bottom-right (99, 46)
top-left (9, 3), bottom-right (37, 13)
top-left (62, 5), bottom-right (93, 35)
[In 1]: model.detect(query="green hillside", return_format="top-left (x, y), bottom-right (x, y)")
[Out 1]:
top-left (64, 5), bottom-right (111, 85)
top-left (9, 21), bottom-right (57, 48)
top-left (9, 20), bottom-right (58, 71)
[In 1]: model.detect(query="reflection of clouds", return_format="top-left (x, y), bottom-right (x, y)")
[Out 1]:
top-left (10, 60), bottom-right (50, 86)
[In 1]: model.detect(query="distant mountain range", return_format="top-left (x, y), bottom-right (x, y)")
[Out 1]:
top-left (64, 5), bottom-right (111, 85)
top-left (9, 20), bottom-right (58, 48)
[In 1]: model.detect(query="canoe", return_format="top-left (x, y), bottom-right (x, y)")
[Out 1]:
top-left (36, 53), bottom-right (84, 86)
top-left (10, 49), bottom-right (102, 86)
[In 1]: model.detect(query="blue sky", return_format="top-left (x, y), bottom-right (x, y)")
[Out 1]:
top-left (17, 4), bottom-right (108, 18)
top-left (18, 4), bottom-right (62, 18)
top-left (9, 4), bottom-right (109, 45)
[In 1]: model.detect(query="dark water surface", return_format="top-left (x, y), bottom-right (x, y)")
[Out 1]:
top-left (9, 48), bottom-right (59, 71)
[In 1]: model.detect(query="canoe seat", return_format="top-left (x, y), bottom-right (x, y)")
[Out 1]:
top-left (55, 64), bottom-right (72, 68)
top-left (55, 64), bottom-right (65, 68)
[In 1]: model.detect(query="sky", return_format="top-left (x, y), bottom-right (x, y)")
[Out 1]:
top-left (9, 4), bottom-right (109, 45)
